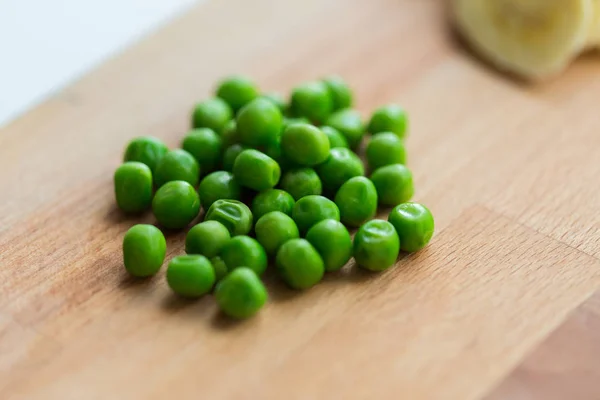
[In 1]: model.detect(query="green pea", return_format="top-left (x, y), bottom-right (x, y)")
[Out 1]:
top-left (283, 116), bottom-right (310, 130)
top-left (205, 199), bottom-right (253, 236)
top-left (216, 75), bottom-right (259, 113)
top-left (290, 81), bottom-right (333, 124)
top-left (255, 211), bottom-right (300, 256)
top-left (215, 267), bottom-right (267, 319)
top-left (320, 125), bottom-right (349, 149)
top-left (152, 180), bottom-right (200, 229)
top-left (334, 176), bottom-right (378, 228)
top-left (292, 195), bottom-right (340, 235)
top-left (368, 104), bottom-right (408, 138)
top-left (305, 219), bottom-right (352, 272)
top-left (280, 168), bottom-right (322, 201)
top-left (220, 236), bottom-right (268, 276)
top-left (252, 189), bottom-right (295, 220)
top-left (182, 128), bottom-right (223, 174)
top-left (114, 162), bottom-right (153, 213)
top-left (276, 239), bottom-right (324, 289)
top-left (366, 132), bottom-right (406, 171)
top-left (388, 202), bottom-right (434, 253)
top-left (370, 164), bottom-right (414, 206)
top-left (322, 75), bottom-right (353, 110)
top-left (261, 92), bottom-right (287, 113)
top-left (198, 171), bottom-right (241, 210)
top-left (166, 255), bottom-right (216, 298)
top-left (316, 148), bottom-right (364, 194)
top-left (236, 98), bottom-right (283, 147)
top-left (233, 149), bottom-right (281, 191)
top-left (123, 136), bottom-right (168, 173)
top-left (353, 219), bottom-right (400, 271)
top-left (186, 220), bottom-right (231, 258)
top-left (191, 97), bottom-right (233, 133)
top-left (222, 143), bottom-right (247, 172)
top-left (122, 224), bottom-right (166, 277)
top-left (221, 120), bottom-right (239, 147)
top-left (325, 108), bottom-right (364, 149)
top-left (281, 123), bottom-right (330, 166)
top-left (210, 256), bottom-right (229, 281)
top-left (154, 149), bottom-right (200, 188)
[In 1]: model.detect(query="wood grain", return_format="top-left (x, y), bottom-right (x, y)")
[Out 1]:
top-left (1, 0), bottom-right (600, 398)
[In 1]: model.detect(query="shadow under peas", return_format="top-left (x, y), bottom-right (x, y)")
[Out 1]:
top-left (210, 309), bottom-right (249, 331)
top-left (160, 292), bottom-right (198, 313)
top-left (118, 270), bottom-right (157, 291)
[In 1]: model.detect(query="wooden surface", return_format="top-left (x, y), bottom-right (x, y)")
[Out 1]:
top-left (1, 0), bottom-right (600, 398)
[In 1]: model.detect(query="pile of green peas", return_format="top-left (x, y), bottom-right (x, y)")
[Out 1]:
top-left (115, 75), bottom-right (435, 319)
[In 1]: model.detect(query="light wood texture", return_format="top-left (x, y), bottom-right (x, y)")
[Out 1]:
top-left (1, 0), bottom-right (600, 398)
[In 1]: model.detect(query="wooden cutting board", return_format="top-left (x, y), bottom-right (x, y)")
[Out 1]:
top-left (1, 0), bottom-right (599, 398)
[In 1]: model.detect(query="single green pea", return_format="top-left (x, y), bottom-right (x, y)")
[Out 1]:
top-left (220, 236), bottom-right (268, 276)
top-left (251, 189), bottom-right (295, 220)
top-left (322, 75), bottom-right (353, 111)
top-left (123, 136), bottom-right (168, 173)
top-left (255, 211), bottom-right (300, 256)
top-left (290, 81), bottom-right (333, 124)
top-left (114, 162), bottom-right (153, 213)
top-left (166, 255), bottom-right (216, 298)
top-left (122, 224), bottom-right (166, 277)
top-left (388, 202), bottom-right (434, 253)
top-left (276, 239), bottom-right (324, 289)
top-left (368, 104), bottom-right (408, 138)
top-left (210, 256), bottom-right (229, 281)
top-left (191, 97), bottom-right (233, 133)
top-left (232, 149), bottom-right (281, 191)
top-left (280, 168), bottom-right (322, 201)
top-left (370, 164), bottom-right (414, 206)
top-left (215, 267), bottom-right (268, 319)
top-left (216, 75), bottom-right (260, 113)
top-left (186, 220), bottom-right (231, 258)
top-left (366, 132), bottom-right (407, 171)
top-left (152, 180), bottom-right (200, 229)
top-left (282, 116), bottom-right (310, 130)
top-left (292, 195), bottom-right (340, 235)
top-left (281, 123), bottom-right (330, 166)
top-left (154, 149), bottom-right (200, 188)
top-left (198, 171), bottom-right (241, 211)
top-left (353, 219), bottom-right (400, 271)
top-left (221, 120), bottom-right (239, 147)
top-left (222, 144), bottom-right (247, 172)
top-left (320, 125), bottom-right (349, 149)
top-left (334, 176), bottom-right (378, 228)
top-left (205, 199), bottom-right (253, 236)
top-left (316, 148), bottom-right (364, 194)
top-left (325, 108), bottom-right (364, 149)
top-left (236, 98), bottom-right (283, 147)
top-left (182, 128), bottom-right (223, 174)
top-left (261, 92), bottom-right (287, 113)
top-left (305, 219), bottom-right (352, 272)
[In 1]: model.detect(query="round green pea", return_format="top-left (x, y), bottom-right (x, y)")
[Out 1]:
top-left (280, 168), bottom-right (322, 201)
top-left (276, 239), bottom-right (324, 289)
top-left (198, 171), bottom-right (241, 210)
top-left (191, 97), bottom-right (233, 133)
top-left (388, 202), bottom-right (434, 253)
top-left (154, 149), bottom-right (200, 188)
top-left (261, 92), bottom-right (287, 113)
top-left (316, 148), bottom-right (364, 194)
top-left (325, 108), bottom-right (364, 149)
top-left (205, 199), bottom-right (253, 236)
top-left (166, 255), bottom-right (216, 298)
top-left (236, 98), bottom-right (283, 147)
top-left (221, 120), bottom-right (239, 147)
top-left (251, 189), bottom-right (295, 220)
top-left (123, 136), bottom-right (168, 173)
top-left (152, 180), bottom-right (200, 229)
top-left (292, 195), bottom-right (340, 235)
top-left (290, 81), bottom-right (333, 124)
top-left (122, 224), bottom-right (166, 277)
top-left (215, 267), bottom-right (267, 319)
top-left (366, 132), bottom-right (407, 171)
top-left (233, 149), bottom-right (281, 191)
top-left (334, 176), bottom-right (378, 228)
top-left (182, 128), bottom-right (223, 174)
top-left (353, 219), bottom-right (400, 271)
top-left (281, 123), bottom-right (330, 166)
top-left (255, 211), bottom-right (300, 256)
top-left (370, 164), bottom-right (414, 206)
top-left (220, 236), bottom-right (267, 276)
top-left (114, 162), bottom-right (153, 213)
top-left (320, 125), bottom-right (349, 149)
top-left (283, 116), bottom-right (310, 130)
top-left (305, 219), bottom-right (352, 272)
top-left (210, 256), bottom-right (229, 281)
top-left (185, 220), bottom-right (231, 258)
top-left (322, 75), bottom-right (353, 111)
top-left (368, 104), bottom-right (408, 138)
top-left (216, 75), bottom-right (260, 113)
top-left (222, 144), bottom-right (247, 172)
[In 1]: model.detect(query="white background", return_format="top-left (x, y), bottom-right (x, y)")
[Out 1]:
top-left (0, 0), bottom-right (200, 127)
